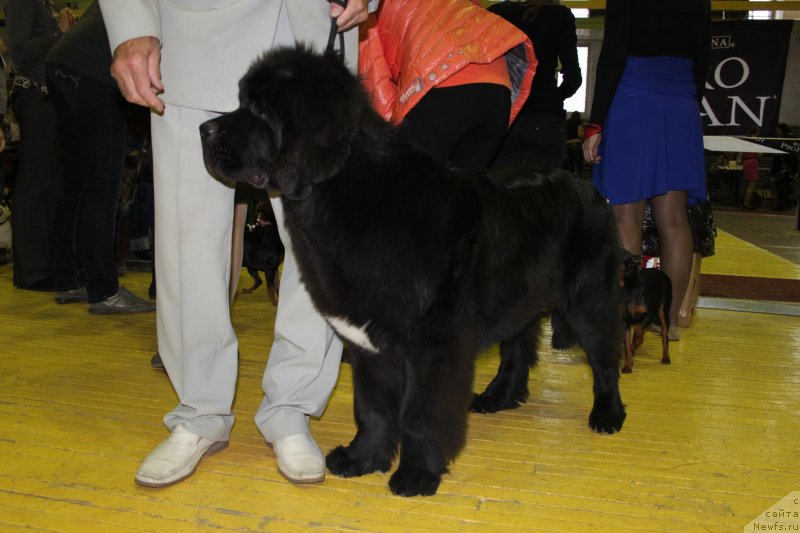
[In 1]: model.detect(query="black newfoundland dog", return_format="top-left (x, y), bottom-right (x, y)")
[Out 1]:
top-left (201, 46), bottom-right (626, 497)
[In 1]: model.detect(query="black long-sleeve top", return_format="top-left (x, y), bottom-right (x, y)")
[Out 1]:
top-left (588, 0), bottom-right (711, 126)
top-left (489, 3), bottom-right (582, 118)
top-left (5, 0), bottom-right (63, 85)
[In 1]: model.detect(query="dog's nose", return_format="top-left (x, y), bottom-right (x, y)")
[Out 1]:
top-left (199, 120), bottom-right (219, 140)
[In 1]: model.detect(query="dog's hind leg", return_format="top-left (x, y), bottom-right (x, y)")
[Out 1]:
top-left (265, 266), bottom-right (279, 304)
top-left (242, 268), bottom-right (263, 294)
top-left (657, 303), bottom-right (671, 365)
top-left (326, 348), bottom-right (401, 478)
top-left (660, 285), bottom-right (673, 363)
top-left (389, 346), bottom-right (475, 497)
top-left (471, 320), bottom-right (541, 414)
top-left (551, 311), bottom-right (578, 350)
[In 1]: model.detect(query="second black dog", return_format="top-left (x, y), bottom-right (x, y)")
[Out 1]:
top-left (620, 253), bottom-right (672, 373)
top-left (242, 206), bottom-right (284, 304)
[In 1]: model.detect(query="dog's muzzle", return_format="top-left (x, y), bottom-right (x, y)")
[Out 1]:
top-left (199, 118), bottom-right (236, 177)
top-left (200, 120), bottom-right (228, 160)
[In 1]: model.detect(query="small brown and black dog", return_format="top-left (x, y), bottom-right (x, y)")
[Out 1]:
top-left (242, 202), bottom-right (284, 304)
top-left (620, 253), bottom-right (672, 373)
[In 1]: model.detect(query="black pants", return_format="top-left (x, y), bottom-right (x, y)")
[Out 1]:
top-left (491, 111), bottom-right (567, 170)
top-left (9, 86), bottom-right (60, 289)
top-left (403, 83), bottom-right (511, 170)
top-left (47, 63), bottom-right (128, 302)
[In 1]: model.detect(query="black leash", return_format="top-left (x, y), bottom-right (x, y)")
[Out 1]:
top-left (326, 0), bottom-right (347, 63)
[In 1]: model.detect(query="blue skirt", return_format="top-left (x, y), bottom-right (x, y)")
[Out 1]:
top-left (592, 56), bottom-right (707, 206)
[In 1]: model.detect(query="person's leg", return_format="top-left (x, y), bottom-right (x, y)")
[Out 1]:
top-left (493, 112), bottom-right (568, 170)
top-left (742, 180), bottom-right (757, 210)
top-left (57, 68), bottom-right (129, 303)
top-left (47, 64), bottom-right (85, 294)
top-left (650, 191), bottom-right (693, 335)
top-left (9, 88), bottom-right (59, 289)
top-left (135, 105), bottom-right (238, 487)
top-left (533, 117), bottom-right (568, 169)
top-left (517, 112), bottom-right (568, 169)
top-left (491, 114), bottom-right (529, 169)
top-left (254, 196), bottom-right (343, 482)
top-left (612, 200), bottom-right (647, 256)
top-left (154, 105), bottom-right (238, 438)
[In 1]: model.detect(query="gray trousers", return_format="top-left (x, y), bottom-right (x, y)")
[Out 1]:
top-left (153, 105), bottom-right (342, 444)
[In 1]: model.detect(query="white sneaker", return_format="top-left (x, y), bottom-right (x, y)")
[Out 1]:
top-left (271, 433), bottom-right (325, 484)
top-left (135, 426), bottom-right (228, 487)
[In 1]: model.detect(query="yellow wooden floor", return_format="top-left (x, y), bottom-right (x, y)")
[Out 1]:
top-left (2, 228), bottom-right (799, 532)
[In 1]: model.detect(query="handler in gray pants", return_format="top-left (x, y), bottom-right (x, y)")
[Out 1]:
top-left (99, 0), bottom-right (378, 487)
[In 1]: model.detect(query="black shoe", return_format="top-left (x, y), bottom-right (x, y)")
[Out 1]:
top-left (88, 286), bottom-right (157, 315)
top-left (151, 352), bottom-right (164, 370)
top-left (741, 204), bottom-right (755, 211)
top-left (55, 286), bottom-right (88, 304)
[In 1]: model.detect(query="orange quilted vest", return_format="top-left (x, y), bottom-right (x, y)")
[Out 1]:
top-left (358, 0), bottom-right (537, 124)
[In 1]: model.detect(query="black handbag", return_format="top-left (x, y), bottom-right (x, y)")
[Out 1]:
top-left (687, 200), bottom-right (717, 258)
top-left (641, 202), bottom-right (660, 258)
top-left (641, 200), bottom-right (716, 258)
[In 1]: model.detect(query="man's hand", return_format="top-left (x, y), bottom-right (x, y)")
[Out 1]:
top-left (110, 36), bottom-right (165, 113)
top-left (0, 128), bottom-right (6, 152)
top-left (330, 0), bottom-right (369, 31)
top-left (56, 8), bottom-right (74, 33)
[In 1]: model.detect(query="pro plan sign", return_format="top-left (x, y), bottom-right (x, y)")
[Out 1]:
top-left (701, 20), bottom-right (793, 136)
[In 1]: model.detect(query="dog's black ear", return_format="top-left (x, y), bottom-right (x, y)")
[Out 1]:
top-left (273, 115), bottom-right (354, 200)
top-left (241, 46), bottom-right (364, 200)
top-left (270, 55), bottom-right (361, 200)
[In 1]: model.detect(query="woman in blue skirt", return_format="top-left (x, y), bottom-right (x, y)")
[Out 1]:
top-left (583, 0), bottom-right (711, 340)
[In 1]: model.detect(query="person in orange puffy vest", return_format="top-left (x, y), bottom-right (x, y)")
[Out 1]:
top-left (358, 0), bottom-right (537, 170)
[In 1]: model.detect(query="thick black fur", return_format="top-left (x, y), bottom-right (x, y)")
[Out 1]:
top-left (242, 206), bottom-right (284, 304)
top-left (621, 253), bottom-right (672, 373)
top-left (200, 45), bottom-right (626, 497)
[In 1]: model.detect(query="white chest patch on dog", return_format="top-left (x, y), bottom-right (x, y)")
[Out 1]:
top-left (325, 316), bottom-right (379, 353)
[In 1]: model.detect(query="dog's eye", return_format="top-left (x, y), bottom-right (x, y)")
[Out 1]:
top-left (254, 108), bottom-right (271, 120)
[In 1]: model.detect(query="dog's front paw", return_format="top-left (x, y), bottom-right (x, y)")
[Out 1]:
top-left (470, 392), bottom-right (522, 414)
top-left (326, 446), bottom-right (391, 478)
top-left (388, 467), bottom-right (442, 497)
top-left (589, 393), bottom-right (626, 434)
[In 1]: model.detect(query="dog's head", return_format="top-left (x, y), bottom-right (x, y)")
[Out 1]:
top-left (200, 45), bottom-right (364, 200)
top-left (620, 250), bottom-right (643, 291)
top-left (620, 250), bottom-right (650, 319)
